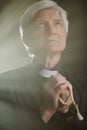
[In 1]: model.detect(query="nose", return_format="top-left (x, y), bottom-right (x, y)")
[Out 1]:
top-left (47, 22), bottom-right (57, 35)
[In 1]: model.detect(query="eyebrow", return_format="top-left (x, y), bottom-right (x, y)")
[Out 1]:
top-left (34, 18), bottom-right (63, 22)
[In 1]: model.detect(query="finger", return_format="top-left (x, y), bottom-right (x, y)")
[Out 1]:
top-left (47, 74), bottom-right (68, 90)
top-left (58, 95), bottom-right (73, 113)
top-left (43, 77), bottom-right (55, 90)
top-left (60, 89), bottom-right (70, 102)
top-left (54, 81), bottom-right (72, 94)
top-left (52, 74), bottom-right (66, 85)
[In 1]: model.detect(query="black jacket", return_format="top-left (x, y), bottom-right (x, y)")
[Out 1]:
top-left (0, 63), bottom-right (87, 130)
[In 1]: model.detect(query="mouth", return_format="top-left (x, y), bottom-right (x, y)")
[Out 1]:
top-left (48, 38), bottom-right (60, 43)
top-left (49, 40), bottom-right (58, 42)
top-left (48, 40), bottom-right (60, 45)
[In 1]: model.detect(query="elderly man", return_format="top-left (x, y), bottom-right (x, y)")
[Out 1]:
top-left (0, 0), bottom-right (87, 130)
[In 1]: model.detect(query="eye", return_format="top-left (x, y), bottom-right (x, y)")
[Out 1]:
top-left (34, 21), bottom-right (46, 29)
top-left (39, 23), bottom-right (45, 28)
top-left (54, 20), bottom-right (62, 27)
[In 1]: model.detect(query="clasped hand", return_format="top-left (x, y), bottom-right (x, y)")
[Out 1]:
top-left (41, 73), bottom-right (74, 115)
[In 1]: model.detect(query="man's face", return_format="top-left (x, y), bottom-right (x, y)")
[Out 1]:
top-left (27, 8), bottom-right (67, 58)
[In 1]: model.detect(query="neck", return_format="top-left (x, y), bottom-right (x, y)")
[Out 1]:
top-left (45, 52), bottom-right (61, 69)
top-left (33, 52), bottom-right (61, 70)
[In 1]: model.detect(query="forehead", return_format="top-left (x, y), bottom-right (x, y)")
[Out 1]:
top-left (33, 7), bottom-right (62, 20)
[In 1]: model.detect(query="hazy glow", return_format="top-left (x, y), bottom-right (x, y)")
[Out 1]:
top-left (0, 0), bottom-right (86, 73)
top-left (0, 0), bottom-right (37, 73)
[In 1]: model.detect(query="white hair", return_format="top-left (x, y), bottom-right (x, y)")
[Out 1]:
top-left (19, 0), bottom-right (69, 40)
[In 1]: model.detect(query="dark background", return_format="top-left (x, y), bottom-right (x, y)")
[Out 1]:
top-left (0, 0), bottom-right (87, 74)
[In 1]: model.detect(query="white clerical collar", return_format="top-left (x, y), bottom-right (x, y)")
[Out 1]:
top-left (39, 69), bottom-right (58, 78)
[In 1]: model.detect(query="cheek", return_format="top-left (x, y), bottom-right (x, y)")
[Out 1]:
top-left (61, 31), bottom-right (67, 44)
top-left (35, 28), bottom-right (45, 37)
top-left (30, 30), bottom-right (46, 50)
top-left (63, 35), bottom-right (66, 45)
top-left (34, 30), bottom-right (47, 47)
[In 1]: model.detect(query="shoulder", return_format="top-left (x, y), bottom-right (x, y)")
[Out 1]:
top-left (0, 63), bottom-right (33, 91)
top-left (0, 62), bottom-right (43, 91)
top-left (0, 62), bottom-right (43, 79)
top-left (59, 67), bottom-right (87, 92)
